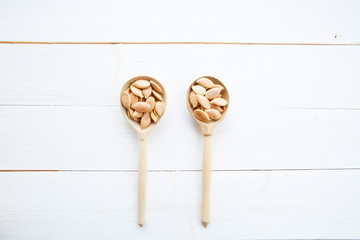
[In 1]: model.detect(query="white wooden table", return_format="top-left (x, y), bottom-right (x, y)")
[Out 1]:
top-left (1, 0), bottom-right (360, 239)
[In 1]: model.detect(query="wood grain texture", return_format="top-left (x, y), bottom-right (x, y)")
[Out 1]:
top-left (201, 135), bottom-right (212, 227)
top-left (1, 106), bottom-right (360, 170)
top-left (138, 138), bottom-right (147, 227)
top-left (0, 44), bottom-right (360, 108)
top-left (0, 171), bottom-right (359, 239)
top-left (1, 0), bottom-right (360, 44)
top-left (1, 0), bottom-right (360, 238)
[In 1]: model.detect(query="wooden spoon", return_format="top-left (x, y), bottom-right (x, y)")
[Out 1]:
top-left (120, 76), bottom-right (166, 227)
top-left (186, 76), bottom-right (229, 228)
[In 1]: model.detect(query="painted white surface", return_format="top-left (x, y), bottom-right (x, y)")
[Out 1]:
top-left (1, 106), bottom-right (360, 170)
top-left (1, 171), bottom-right (360, 239)
top-left (1, 1), bottom-right (360, 239)
top-left (1, 44), bottom-right (360, 108)
top-left (1, 0), bottom-right (360, 43)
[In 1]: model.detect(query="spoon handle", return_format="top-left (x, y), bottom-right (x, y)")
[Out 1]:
top-left (138, 138), bottom-right (147, 227)
top-left (201, 134), bottom-right (212, 228)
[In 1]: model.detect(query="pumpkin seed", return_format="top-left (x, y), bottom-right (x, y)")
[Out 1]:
top-left (133, 80), bottom-right (150, 89)
top-left (141, 112), bottom-right (151, 129)
top-left (150, 81), bottom-right (163, 94)
top-left (194, 109), bottom-right (211, 122)
top-left (127, 108), bottom-right (134, 119)
top-left (129, 92), bottom-right (139, 105)
top-left (132, 102), bottom-right (151, 112)
top-left (205, 88), bottom-right (221, 100)
top-left (121, 91), bottom-right (131, 108)
top-left (152, 90), bottom-right (163, 101)
top-left (212, 84), bottom-right (224, 91)
top-left (142, 86), bottom-right (152, 98)
top-left (150, 111), bottom-right (158, 123)
top-left (197, 95), bottom-right (211, 109)
top-left (205, 109), bottom-right (221, 120)
top-left (145, 96), bottom-right (156, 110)
top-left (192, 85), bottom-right (206, 95)
top-left (211, 98), bottom-right (228, 106)
top-left (189, 91), bottom-right (198, 108)
top-left (132, 111), bottom-right (143, 118)
top-left (130, 85), bottom-right (143, 98)
top-left (211, 103), bottom-right (224, 113)
top-left (196, 77), bottom-right (214, 89)
top-left (155, 101), bottom-right (165, 116)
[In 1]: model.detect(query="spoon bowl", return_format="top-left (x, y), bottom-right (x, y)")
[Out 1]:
top-left (120, 76), bottom-right (167, 139)
top-left (186, 76), bottom-right (229, 135)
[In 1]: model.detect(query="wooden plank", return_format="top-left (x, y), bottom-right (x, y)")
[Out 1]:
top-left (0, 0), bottom-right (360, 44)
top-left (0, 170), bottom-right (359, 239)
top-left (1, 106), bottom-right (359, 170)
top-left (0, 44), bottom-right (360, 108)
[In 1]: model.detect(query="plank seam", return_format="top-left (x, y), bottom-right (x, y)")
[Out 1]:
top-left (0, 41), bottom-right (360, 46)
top-left (1, 168), bottom-right (360, 172)
top-left (1, 105), bottom-right (360, 110)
